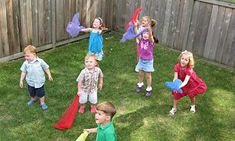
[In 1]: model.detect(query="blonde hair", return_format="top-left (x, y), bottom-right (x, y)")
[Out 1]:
top-left (142, 16), bottom-right (157, 28)
top-left (23, 45), bottom-right (37, 54)
top-left (85, 54), bottom-right (99, 66)
top-left (178, 50), bottom-right (195, 68)
top-left (97, 101), bottom-right (116, 119)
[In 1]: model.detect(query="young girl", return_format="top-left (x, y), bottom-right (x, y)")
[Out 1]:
top-left (169, 50), bottom-right (207, 115)
top-left (76, 54), bottom-right (103, 113)
top-left (81, 17), bottom-right (108, 61)
top-left (135, 16), bottom-right (158, 60)
top-left (134, 26), bottom-right (155, 97)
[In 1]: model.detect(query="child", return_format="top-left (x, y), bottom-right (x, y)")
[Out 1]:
top-left (135, 16), bottom-right (158, 60)
top-left (134, 25), bottom-right (155, 97)
top-left (169, 50), bottom-right (207, 115)
top-left (84, 101), bottom-right (117, 141)
top-left (76, 54), bottom-right (103, 113)
top-left (19, 45), bottom-right (53, 110)
top-left (81, 17), bottom-right (108, 61)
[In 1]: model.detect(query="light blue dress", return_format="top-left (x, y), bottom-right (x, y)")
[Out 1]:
top-left (88, 30), bottom-right (103, 60)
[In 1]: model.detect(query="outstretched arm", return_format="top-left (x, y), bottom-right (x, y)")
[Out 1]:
top-left (179, 75), bottom-right (190, 88)
top-left (81, 28), bottom-right (92, 32)
top-left (84, 128), bottom-right (97, 133)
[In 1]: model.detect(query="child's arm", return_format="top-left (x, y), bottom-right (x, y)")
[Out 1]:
top-left (19, 72), bottom-right (26, 88)
top-left (45, 69), bottom-right (53, 81)
top-left (84, 128), bottom-right (97, 133)
top-left (98, 76), bottom-right (103, 91)
top-left (173, 72), bottom-right (178, 81)
top-left (148, 26), bottom-right (154, 43)
top-left (179, 75), bottom-right (190, 88)
top-left (77, 80), bottom-right (82, 96)
top-left (81, 28), bottom-right (92, 32)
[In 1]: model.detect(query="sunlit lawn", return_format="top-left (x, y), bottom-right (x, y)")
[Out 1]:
top-left (0, 31), bottom-right (234, 141)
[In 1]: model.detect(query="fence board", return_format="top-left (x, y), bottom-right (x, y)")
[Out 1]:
top-left (156, 0), bottom-right (167, 42)
top-left (6, 0), bottom-right (20, 55)
top-left (193, 3), bottom-right (212, 56)
top-left (221, 9), bottom-right (235, 67)
top-left (173, 0), bottom-right (185, 50)
top-left (166, 0), bottom-right (180, 48)
top-left (162, 0), bottom-right (172, 44)
top-left (186, 1), bottom-right (200, 52)
top-left (208, 6), bottom-right (225, 60)
top-left (32, 0), bottom-right (39, 46)
top-left (215, 8), bottom-right (232, 63)
top-left (204, 5), bottom-right (218, 58)
top-left (0, 0), bottom-right (10, 57)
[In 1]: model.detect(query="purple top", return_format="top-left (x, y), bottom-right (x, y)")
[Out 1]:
top-left (138, 38), bottom-right (154, 60)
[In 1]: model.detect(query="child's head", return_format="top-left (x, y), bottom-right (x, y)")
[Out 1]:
top-left (84, 54), bottom-right (98, 69)
top-left (178, 50), bottom-right (195, 68)
top-left (141, 16), bottom-right (151, 27)
top-left (95, 101), bottom-right (116, 125)
top-left (92, 17), bottom-right (103, 29)
top-left (23, 45), bottom-right (37, 62)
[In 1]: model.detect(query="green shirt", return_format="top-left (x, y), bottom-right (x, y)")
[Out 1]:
top-left (96, 121), bottom-right (116, 141)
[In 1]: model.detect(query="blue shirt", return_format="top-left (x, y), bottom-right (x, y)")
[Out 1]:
top-left (88, 30), bottom-right (103, 53)
top-left (96, 122), bottom-right (116, 141)
top-left (20, 57), bottom-right (49, 88)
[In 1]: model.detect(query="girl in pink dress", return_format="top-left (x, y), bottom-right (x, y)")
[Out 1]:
top-left (169, 50), bottom-right (207, 115)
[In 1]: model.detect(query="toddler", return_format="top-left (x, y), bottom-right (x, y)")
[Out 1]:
top-left (76, 54), bottom-right (103, 113)
top-left (19, 45), bottom-right (53, 110)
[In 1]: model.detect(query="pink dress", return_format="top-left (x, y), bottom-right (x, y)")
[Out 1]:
top-left (172, 64), bottom-right (207, 100)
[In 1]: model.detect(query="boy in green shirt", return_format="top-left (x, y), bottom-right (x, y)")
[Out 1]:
top-left (85, 101), bottom-right (117, 141)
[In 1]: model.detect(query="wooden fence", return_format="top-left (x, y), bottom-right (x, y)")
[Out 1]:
top-left (0, 0), bottom-right (235, 68)
top-left (114, 0), bottom-right (235, 68)
top-left (0, 0), bottom-right (115, 62)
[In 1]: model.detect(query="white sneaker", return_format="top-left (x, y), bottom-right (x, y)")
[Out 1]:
top-left (169, 108), bottom-right (177, 116)
top-left (190, 105), bottom-right (196, 113)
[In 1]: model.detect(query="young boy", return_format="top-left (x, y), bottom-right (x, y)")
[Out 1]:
top-left (85, 101), bottom-right (117, 141)
top-left (19, 45), bottom-right (53, 110)
top-left (76, 54), bottom-right (103, 113)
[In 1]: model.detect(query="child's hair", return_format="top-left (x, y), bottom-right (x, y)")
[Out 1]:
top-left (178, 50), bottom-right (195, 68)
top-left (95, 17), bottom-right (106, 30)
top-left (85, 54), bottom-right (99, 66)
top-left (142, 16), bottom-right (159, 43)
top-left (23, 45), bottom-right (37, 54)
top-left (97, 101), bottom-right (116, 119)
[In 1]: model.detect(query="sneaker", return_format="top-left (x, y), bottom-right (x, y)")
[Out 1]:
top-left (145, 90), bottom-right (152, 97)
top-left (27, 99), bottom-right (35, 106)
top-left (41, 103), bottom-right (48, 110)
top-left (169, 108), bottom-right (177, 116)
top-left (135, 85), bottom-right (144, 93)
top-left (190, 105), bottom-right (196, 113)
top-left (79, 105), bottom-right (86, 114)
top-left (90, 105), bottom-right (97, 113)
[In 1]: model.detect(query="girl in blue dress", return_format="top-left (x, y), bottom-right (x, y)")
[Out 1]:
top-left (81, 17), bottom-right (107, 61)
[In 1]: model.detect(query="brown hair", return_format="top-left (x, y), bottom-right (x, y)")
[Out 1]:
top-left (97, 101), bottom-right (116, 119)
top-left (177, 50), bottom-right (195, 68)
top-left (23, 45), bottom-right (37, 54)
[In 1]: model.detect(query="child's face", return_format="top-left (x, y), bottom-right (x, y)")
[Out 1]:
top-left (95, 110), bottom-right (110, 126)
top-left (180, 54), bottom-right (190, 68)
top-left (143, 32), bottom-right (150, 40)
top-left (141, 17), bottom-right (149, 27)
top-left (24, 51), bottom-right (36, 62)
top-left (85, 57), bottom-right (97, 69)
top-left (92, 19), bottom-right (101, 29)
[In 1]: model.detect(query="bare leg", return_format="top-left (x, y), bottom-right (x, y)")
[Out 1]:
top-left (190, 96), bottom-right (196, 105)
top-left (39, 96), bottom-right (45, 105)
top-left (138, 70), bottom-right (144, 83)
top-left (146, 72), bottom-right (152, 88)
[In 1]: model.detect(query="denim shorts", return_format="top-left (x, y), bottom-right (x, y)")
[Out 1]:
top-left (135, 59), bottom-right (154, 72)
top-left (28, 85), bottom-right (45, 98)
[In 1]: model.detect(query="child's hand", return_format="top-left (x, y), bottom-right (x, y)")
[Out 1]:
top-left (77, 91), bottom-right (81, 96)
top-left (19, 81), bottom-right (24, 88)
top-left (98, 83), bottom-right (103, 91)
top-left (48, 75), bottom-right (53, 81)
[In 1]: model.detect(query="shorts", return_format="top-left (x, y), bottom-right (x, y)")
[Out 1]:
top-left (79, 90), bottom-right (97, 104)
top-left (135, 59), bottom-right (154, 72)
top-left (28, 85), bottom-right (45, 98)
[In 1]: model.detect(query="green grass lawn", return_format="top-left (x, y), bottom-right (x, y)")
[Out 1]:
top-left (0, 31), bottom-right (234, 141)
